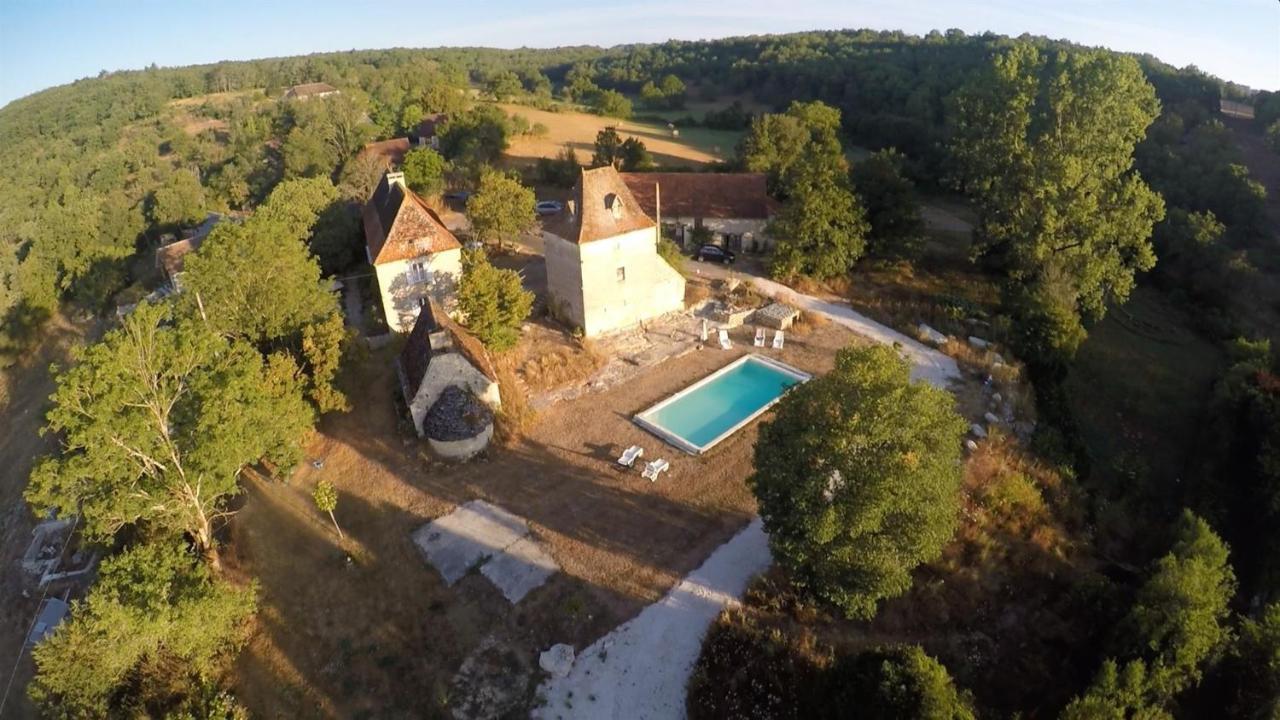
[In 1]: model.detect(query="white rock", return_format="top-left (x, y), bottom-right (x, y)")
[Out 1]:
top-left (965, 439), bottom-right (979, 452)
top-left (968, 336), bottom-right (990, 350)
top-left (993, 353), bottom-right (1006, 365)
top-left (992, 392), bottom-right (1003, 404)
top-left (969, 423), bottom-right (987, 439)
top-left (539, 644), bottom-right (575, 678)
top-left (917, 323), bottom-right (948, 347)
top-left (983, 411), bottom-right (1000, 425)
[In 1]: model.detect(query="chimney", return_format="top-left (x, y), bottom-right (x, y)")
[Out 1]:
top-left (654, 181), bottom-right (661, 230)
top-left (386, 171), bottom-right (406, 188)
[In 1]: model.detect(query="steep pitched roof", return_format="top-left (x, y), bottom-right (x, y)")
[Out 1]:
top-left (619, 172), bottom-right (773, 221)
top-left (363, 173), bottom-right (461, 265)
top-left (155, 212), bottom-right (234, 277)
top-left (545, 166), bottom-right (656, 244)
top-left (399, 299), bottom-right (499, 397)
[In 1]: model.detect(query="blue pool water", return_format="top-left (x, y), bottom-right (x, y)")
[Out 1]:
top-left (636, 355), bottom-right (808, 453)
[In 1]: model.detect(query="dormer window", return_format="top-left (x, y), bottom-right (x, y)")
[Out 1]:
top-left (605, 193), bottom-right (623, 219)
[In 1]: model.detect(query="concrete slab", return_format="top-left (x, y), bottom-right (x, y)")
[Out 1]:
top-left (411, 500), bottom-right (529, 585)
top-left (480, 535), bottom-right (560, 603)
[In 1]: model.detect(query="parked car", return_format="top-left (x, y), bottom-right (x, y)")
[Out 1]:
top-left (535, 200), bottom-right (564, 216)
top-left (695, 244), bottom-right (736, 264)
top-left (443, 190), bottom-right (471, 201)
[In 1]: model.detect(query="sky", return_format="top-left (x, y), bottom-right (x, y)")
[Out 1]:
top-left (0, 0), bottom-right (1277, 108)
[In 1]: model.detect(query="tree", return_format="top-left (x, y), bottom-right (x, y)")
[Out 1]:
top-left (768, 163), bottom-right (869, 280)
top-left (180, 177), bottom-right (348, 411)
top-left (402, 146), bottom-right (448, 198)
top-left (465, 168), bottom-right (536, 252)
top-left (457, 248), bottom-right (533, 351)
top-left (437, 104), bottom-right (512, 182)
top-left (485, 70), bottom-right (522, 101)
top-left (1123, 510), bottom-right (1237, 700)
top-left (620, 137), bottom-right (655, 171)
top-left (398, 102), bottom-right (425, 135)
top-left (535, 145), bottom-right (581, 187)
top-left (1214, 603), bottom-right (1280, 719)
top-left (850, 148), bottom-right (925, 260)
top-left (282, 94), bottom-right (373, 179)
top-left (951, 44), bottom-right (1165, 365)
top-left (740, 100), bottom-right (845, 197)
top-left (750, 344), bottom-right (967, 618)
top-left (25, 304), bottom-right (315, 567)
top-left (1064, 511), bottom-right (1237, 716)
top-left (151, 169), bottom-right (207, 227)
top-left (640, 81), bottom-right (665, 109)
top-left (309, 199), bottom-right (360, 276)
top-left (817, 646), bottom-right (975, 720)
top-left (593, 89), bottom-right (632, 119)
top-left (312, 479), bottom-right (343, 539)
top-left (592, 126), bottom-right (624, 168)
top-left (1267, 120), bottom-right (1280, 155)
top-left (29, 542), bottom-right (256, 718)
top-left (302, 312), bottom-right (350, 414)
top-left (658, 74), bottom-right (686, 108)
top-left (336, 151), bottom-right (387, 202)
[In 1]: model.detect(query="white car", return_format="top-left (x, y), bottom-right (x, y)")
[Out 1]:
top-left (535, 200), bottom-right (564, 216)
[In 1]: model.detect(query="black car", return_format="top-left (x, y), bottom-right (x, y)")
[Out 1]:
top-left (695, 244), bottom-right (736, 264)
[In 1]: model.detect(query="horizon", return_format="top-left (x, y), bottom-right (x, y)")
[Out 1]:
top-left (0, 0), bottom-right (1277, 109)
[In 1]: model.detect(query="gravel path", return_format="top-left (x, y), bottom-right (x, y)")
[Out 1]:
top-left (532, 271), bottom-right (962, 719)
top-left (533, 518), bottom-right (771, 720)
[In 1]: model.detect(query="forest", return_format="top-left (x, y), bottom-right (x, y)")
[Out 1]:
top-left (0, 26), bottom-right (1277, 719)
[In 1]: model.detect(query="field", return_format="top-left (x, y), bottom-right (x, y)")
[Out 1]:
top-left (228, 320), bottom-right (860, 718)
top-left (498, 103), bottom-right (742, 167)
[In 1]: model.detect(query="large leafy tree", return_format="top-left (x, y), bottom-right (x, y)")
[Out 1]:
top-left (768, 164), bottom-right (869, 280)
top-left (951, 44), bottom-right (1165, 363)
top-left (29, 542), bottom-right (257, 718)
top-left (850, 148), bottom-right (925, 260)
top-left (180, 177), bottom-right (348, 411)
top-left (750, 344), bottom-right (967, 618)
top-left (457, 248), bottom-right (532, 351)
top-left (465, 169), bottom-right (536, 252)
top-left (402, 146), bottom-right (448, 198)
top-left (741, 100), bottom-right (845, 197)
top-left (1063, 511), bottom-right (1237, 717)
top-left (25, 303), bottom-right (314, 566)
top-left (282, 93), bottom-right (373, 179)
top-left (150, 168), bottom-right (207, 227)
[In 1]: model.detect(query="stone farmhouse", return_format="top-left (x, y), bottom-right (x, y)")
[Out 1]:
top-left (544, 166), bottom-right (685, 337)
top-left (620, 172), bottom-right (776, 254)
top-left (363, 171), bottom-right (463, 333)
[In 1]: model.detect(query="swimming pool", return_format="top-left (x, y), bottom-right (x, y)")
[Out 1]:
top-left (634, 354), bottom-right (811, 454)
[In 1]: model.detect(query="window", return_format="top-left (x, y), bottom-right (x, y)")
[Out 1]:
top-left (417, 296), bottom-right (428, 308)
top-left (409, 262), bottom-right (426, 283)
top-left (616, 266), bottom-right (626, 282)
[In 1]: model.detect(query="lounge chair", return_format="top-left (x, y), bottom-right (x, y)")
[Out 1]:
top-left (772, 330), bottom-right (785, 349)
top-left (642, 458), bottom-right (670, 482)
top-left (718, 328), bottom-right (732, 350)
top-left (753, 327), bottom-right (766, 347)
top-left (700, 318), bottom-right (709, 343)
top-left (617, 445), bottom-right (644, 468)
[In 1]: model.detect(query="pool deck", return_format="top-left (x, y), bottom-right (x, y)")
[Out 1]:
top-left (633, 353), bottom-right (811, 455)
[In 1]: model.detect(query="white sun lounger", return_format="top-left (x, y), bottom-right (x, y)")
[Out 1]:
top-left (617, 445), bottom-right (643, 468)
top-left (642, 458), bottom-right (670, 482)
top-left (772, 330), bottom-right (785, 349)
top-left (753, 327), bottom-right (766, 347)
top-left (718, 328), bottom-right (732, 350)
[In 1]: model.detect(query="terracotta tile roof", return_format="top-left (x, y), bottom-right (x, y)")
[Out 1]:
top-left (544, 166), bottom-right (655, 244)
top-left (360, 138), bottom-right (410, 168)
top-left (363, 173), bottom-right (461, 265)
top-left (399, 299), bottom-right (499, 397)
top-left (410, 113), bottom-right (447, 142)
top-left (283, 82), bottom-right (338, 99)
top-left (619, 172), bottom-right (772, 220)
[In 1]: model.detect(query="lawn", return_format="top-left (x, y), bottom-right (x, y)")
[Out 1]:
top-left (498, 103), bottom-right (743, 167)
top-left (1065, 286), bottom-right (1223, 523)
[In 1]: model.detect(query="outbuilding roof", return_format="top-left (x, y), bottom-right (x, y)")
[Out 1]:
top-left (619, 172), bottom-right (773, 221)
top-left (283, 82), bottom-right (338, 99)
top-left (363, 173), bottom-right (461, 265)
top-left (399, 298), bottom-right (498, 397)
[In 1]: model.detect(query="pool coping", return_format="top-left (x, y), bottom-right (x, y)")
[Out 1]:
top-left (634, 353), bottom-right (812, 455)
